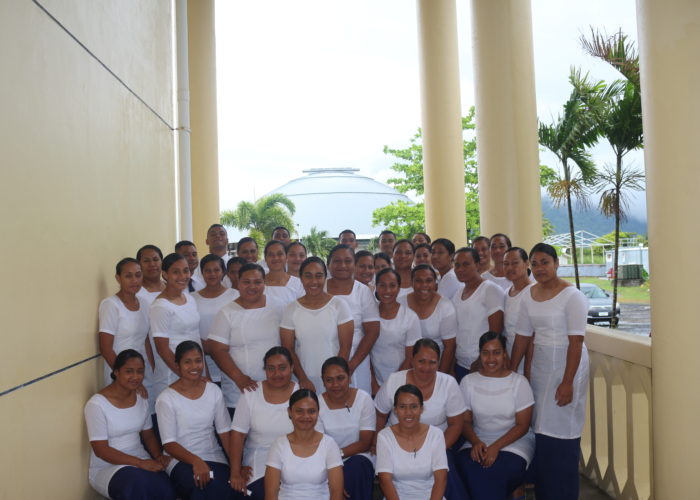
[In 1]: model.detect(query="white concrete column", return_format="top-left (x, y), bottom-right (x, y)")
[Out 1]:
top-left (187, 0), bottom-right (220, 251)
top-left (636, 0), bottom-right (700, 497)
top-left (416, 0), bottom-right (468, 247)
top-left (470, 0), bottom-right (542, 250)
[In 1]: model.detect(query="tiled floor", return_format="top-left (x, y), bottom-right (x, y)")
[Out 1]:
top-left (523, 475), bottom-right (613, 499)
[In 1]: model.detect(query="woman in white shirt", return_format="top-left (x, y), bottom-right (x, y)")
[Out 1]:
top-left (510, 243), bottom-right (589, 500)
top-left (481, 233), bottom-right (513, 291)
top-left (325, 244), bottom-right (380, 394)
top-left (375, 339), bottom-right (467, 500)
top-left (502, 247), bottom-right (533, 375)
top-left (472, 236), bottom-right (492, 275)
top-left (353, 250), bottom-right (375, 291)
top-left (285, 241), bottom-right (307, 279)
top-left (229, 346), bottom-right (299, 499)
top-left (208, 263), bottom-right (284, 413)
top-left (265, 389), bottom-right (344, 500)
top-left (149, 253), bottom-right (203, 400)
top-left (281, 256), bottom-right (354, 393)
top-left (136, 244), bottom-right (166, 305)
top-left (85, 349), bottom-right (175, 499)
top-left (155, 341), bottom-right (232, 500)
top-left (98, 258), bottom-right (154, 391)
top-left (372, 268), bottom-right (421, 387)
top-left (264, 240), bottom-right (304, 305)
top-left (431, 238), bottom-right (461, 301)
top-left (400, 264), bottom-right (457, 374)
top-left (319, 357), bottom-right (375, 500)
top-left (193, 254), bottom-right (239, 384)
top-left (413, 243), bottom-right (432, 267)
top-left (392, 239), bottom-right (415, 298)
top-left (376, 384), bottom-right (448, 500)
top-left (458, 332), bottom-right (534, 500)
top-left (452, 247), bottom-right (505, 382)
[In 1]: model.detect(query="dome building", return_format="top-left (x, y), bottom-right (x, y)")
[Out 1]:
top-left (265, 167), bottom-right (411, 239)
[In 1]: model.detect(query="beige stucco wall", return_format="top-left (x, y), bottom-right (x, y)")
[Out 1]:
top-left (0, 0), bottom-right (176, 498)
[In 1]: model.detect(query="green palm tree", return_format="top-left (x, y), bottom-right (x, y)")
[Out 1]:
top-left (220, 193), bottom-right (296, 248)
top-left (582, 28), bottom-right (644, 327)
top-left (302, 226), bottom-right (336, 260)
top-left (539, 69), bottom-right (604, 288)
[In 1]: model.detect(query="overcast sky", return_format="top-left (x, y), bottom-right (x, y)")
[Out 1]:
top-left (214, 0), bottom-right (644, 226)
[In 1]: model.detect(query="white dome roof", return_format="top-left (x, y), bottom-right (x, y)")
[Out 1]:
top-left (266, 168), bottom-right (410, 238)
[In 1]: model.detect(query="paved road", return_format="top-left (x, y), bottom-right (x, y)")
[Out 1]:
top-left (616, 303), bottom-right (651, 336)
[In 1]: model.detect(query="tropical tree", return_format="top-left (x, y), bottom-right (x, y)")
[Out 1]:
top-left (581, 28), bottom-right (644, 327)
top-left (220, 193), bottom-right (296, 248)
top-left (539, 68), bottom-right (608, 288)
top-left (302, 226), bottom-right (336, 260)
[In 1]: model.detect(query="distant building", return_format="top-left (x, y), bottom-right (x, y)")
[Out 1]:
top-left (265, 167), bottom-right (411, 239)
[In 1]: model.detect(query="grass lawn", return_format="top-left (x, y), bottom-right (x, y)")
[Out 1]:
top-left (563, 276), bottom-right (650, 304)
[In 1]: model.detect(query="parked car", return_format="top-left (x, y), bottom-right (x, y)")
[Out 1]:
top-left (580, 283), bottom-right (621, 326)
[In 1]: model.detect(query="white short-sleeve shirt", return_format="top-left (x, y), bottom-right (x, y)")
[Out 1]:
top-left (319, 389), bottom-right (375, 462)
top-left (376, 425), bottom-right (448, 500)
top-left (437, 268), bottom-right (461, 301)
top-left (230, 383), bottom-right (300, 482)
top-left (452, 281), bottom-right (505, 369)
top-left (193, 288), bottom-right (239, 382)
top-left (503, 284), bottom-right (533, 373)
top-left (265, 275), bottom-right (305, 306)
top-left (399, 295), bottom-right (457, 353)
top-left (84, 394), bottom-right (152, 497)
top-left (371, 305), bottom-right (422, 386)
top-left (482, 270), bottom-right (512, 291)
top-left (266, 433), bottom-right (343, 500)
top-left (155, 382), bottom-right (230, 472)
top-left (460, 371), bottom-right (535, 465)
top-left (207, 296), bottom-right (285, 407)
top-left (374, 370), bottom-right (466, 430)
top-left (149, 294), bottom-right (201, 398)
top-left (281, 297), bottom-right (353, 391)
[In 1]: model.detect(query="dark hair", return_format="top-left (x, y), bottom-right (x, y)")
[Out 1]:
top-left (237, 236), bottom-right (258, 250)
top-left (431, 238), bottom-right (455, 255)
top-left (271, 226), bottom-right (290, 238)
top-left (116, 257), bottom-right (140, 275)
top-left (136, 244), bottom-right (163, 262)
top-left (338, 229), bottom-right (356, 239)
top-left (529, 242), bottom-right (558, 261)
top-left (490, 233), bottom-right (513, 248)
top-left (174, 341), bottom-right (203, 364)
top-left (300, 256), bottom-right (327, 277)
top-left (264, 346), bottom-right (293, 367)
top-left (411, 263), bottom-right (437, 282)
top-left (327, 244), bottom-right (354, 265)
top-left (208, 223), bottom-right (225, 232)
top-left (376, 267), bottom-right (401, 287)
top-left (199, 253), bottom-right (225, 273)
top-left (289, 388), bottom-right (319, 408)
top-left (264, 239), bottom-right (286, 257)
top-left (414, 243), bottom-right (431, 253)
top-left (226, 256), bottom-right (247, 272)
top-left (379, 230), bottom-right (396, 238)
top-left (321, 356), bottom-right (350, 376)
top-left (354, 250), bottom-right (373, 263)
top-left (373, 252), bottom-right (392, 266)
top-left (412, 338), bottom-right (441, 358)
top-left (472, 235), bottom-right (490, 246)
top-left (479, 331), bottom-right (507, 351)
top-left (111, 349), bottom-right (145, 380)
top-left (413, 232), bottom-right (431, 244)
top-left (393, 384), bottom-right (424, 407)
top-left (161, 252), bottom-right (186, 272)
top-left (238, 262), bottom-right (266, 279)
top-left (393, 239), bottom-right (415, 254)
top-left (505, 246), bottom-right (529, 262)
top-left (175, 240), bottom-right (196, 251)
top-left (285, 241), bottom-right (307, 255)
top-left (455, 247), bottom-right (480, 264)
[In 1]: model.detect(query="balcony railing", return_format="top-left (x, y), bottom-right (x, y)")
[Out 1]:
top-left (581, 326), bottom-right (653, 500)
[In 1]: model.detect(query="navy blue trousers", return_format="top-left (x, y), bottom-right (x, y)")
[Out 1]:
top-left (343, 455), bottom-right (374, 500)
top-left (446, 447), bottom-right (470, 500)
top-left (108, 466), bottom-right (176, 500)
top-left (457, 448), bottom-right (526, 500)
top-left (170, 460), bottom-right (236, 500)
top-left (533, 434), bottom-right (581, 500)
top-left (455, 364), bottom-right (470, 383)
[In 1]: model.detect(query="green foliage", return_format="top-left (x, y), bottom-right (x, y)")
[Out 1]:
top-left (302, 226), bottom-right (336, 260)
top-left (220, 194), bottom-right (296, 246)
top-left (371, 200), bottom-right (426, 240)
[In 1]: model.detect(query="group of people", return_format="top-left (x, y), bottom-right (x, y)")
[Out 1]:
top-left (86, 224), bottom-right (589, 500)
